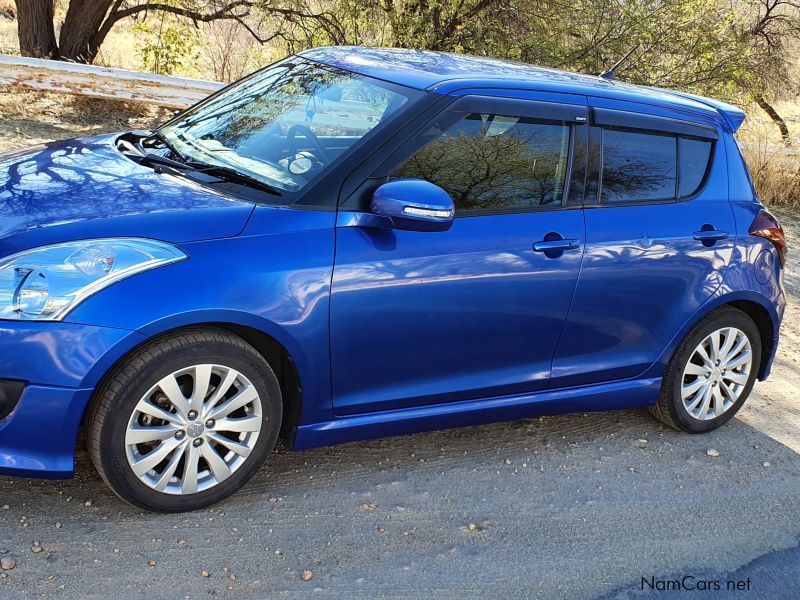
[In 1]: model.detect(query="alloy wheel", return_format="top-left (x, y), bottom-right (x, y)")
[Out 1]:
top-left (124, 364), bottom-right (263, 495)
top-left (680, 327), bottom-right (753, 421)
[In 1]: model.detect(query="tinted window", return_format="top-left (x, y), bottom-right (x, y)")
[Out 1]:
top-left (601, 129), bottom-right (677, 202)
top-left (392, 114), bottom-right (571, 212)
top-left (679, 137), bottom-right (713, 197)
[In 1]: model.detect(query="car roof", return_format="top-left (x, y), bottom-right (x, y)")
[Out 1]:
top-left (299, 46), bottom-right (745, 131)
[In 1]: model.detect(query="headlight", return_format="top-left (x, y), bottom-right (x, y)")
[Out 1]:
top-left (0, 238), bottom-right (186, 321)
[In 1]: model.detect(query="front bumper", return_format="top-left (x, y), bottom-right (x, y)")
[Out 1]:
top-left (0, 321), bottom-right (146, 478)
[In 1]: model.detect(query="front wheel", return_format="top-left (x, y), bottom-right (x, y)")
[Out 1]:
top-left (649, 306), bottom-right (761, 433)
top-left (87, 328), bottom-right (282, 512)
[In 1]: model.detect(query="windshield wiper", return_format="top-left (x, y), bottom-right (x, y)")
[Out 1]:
top-left (187, 163), bottom-right (283, 197)
top-left (139, 152), bottom-right (193, 173)
top-left (144, 130), bottom-right (190, 163)
top-left (138, 149), bottom-right (282, 197)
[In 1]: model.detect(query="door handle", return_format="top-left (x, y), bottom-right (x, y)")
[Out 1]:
top-left (533, 238), bottom-right (581, 252)
top-left (693, 229), bottom-right (728, 242)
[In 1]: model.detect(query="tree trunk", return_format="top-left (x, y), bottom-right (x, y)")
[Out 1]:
top-left (15, 0), bottom-right (58, 59)
top-left (754, 94), bottom-right (792, 148)
top-left (58, 0), bottom-right (114, 63)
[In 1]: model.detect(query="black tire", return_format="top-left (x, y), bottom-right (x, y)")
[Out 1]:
top-left (87, 328), bottom-right (282, 512)
top-left (649, 306), bottom-right (762, 433)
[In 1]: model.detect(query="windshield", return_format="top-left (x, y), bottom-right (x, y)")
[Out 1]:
top-left (158, 58), bottom-right (421, 196)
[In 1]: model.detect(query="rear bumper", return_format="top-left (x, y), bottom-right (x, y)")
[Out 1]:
top-left (0, 321), bottom-right (146, 478)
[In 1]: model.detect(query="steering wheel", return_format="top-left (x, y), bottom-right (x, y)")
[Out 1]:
top-left (286, 124), bottom-right (330, 165)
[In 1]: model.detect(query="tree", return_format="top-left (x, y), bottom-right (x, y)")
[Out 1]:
top-left (13, 0), bottom-right (344, 63)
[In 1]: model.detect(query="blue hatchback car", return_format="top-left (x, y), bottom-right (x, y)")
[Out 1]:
top-left (0, 47), bottom-right (786, 511)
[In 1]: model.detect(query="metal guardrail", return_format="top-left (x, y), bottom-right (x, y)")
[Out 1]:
top-left (0, 54), bottom-right (224, 108)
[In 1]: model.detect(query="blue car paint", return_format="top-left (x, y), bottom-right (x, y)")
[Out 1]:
top-left (330, 207), bottom-right (586, 414)
top-left (0, 136), bottom-right (255, 257)
top-left (0, 47), bottom-right (783, 478)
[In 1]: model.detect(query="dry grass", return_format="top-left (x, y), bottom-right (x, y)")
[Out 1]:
top-left (739, 104), bottom-right (800, 209)
top-left (0, 88), bottom-right (166, 152)
top-left (741, 145), bottom-right (800, 209)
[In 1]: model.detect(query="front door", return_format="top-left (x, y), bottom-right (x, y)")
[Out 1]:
top-left (329, 95), bottom-right (589, 415)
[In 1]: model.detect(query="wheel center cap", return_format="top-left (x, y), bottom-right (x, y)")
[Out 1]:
top-left (187, 421), bottom-right (205, 438)
top-left (711, 367), bottom-right (721, 381)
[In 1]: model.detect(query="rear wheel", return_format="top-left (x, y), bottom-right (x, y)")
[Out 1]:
top-left (87, 328), bottom-right (282, 512)
top-left (649, 306), bottom-right (761, 433)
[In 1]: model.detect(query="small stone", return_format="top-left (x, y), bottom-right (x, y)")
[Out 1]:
top-left (54, 522), bottom-right (62, 529)
top-left (360, 502), bottom-right (378, 511)
top-left (177, 539), bottom-right (186, 545)
top-left (274, 549), bottom-right (283, 555)
top-left (302, 570), bottom-right (314, 581)
top-left (1, 505), bottom-right (8, 510)
top-left (763, 461), bottom-right (771, 468)
top-left (47, 575), bottom-right (55, 581)
top-left (1, 558), bottom-right (16, 570)
top-left (147, 560), bottom-right (157, 567)
top-left (467, 523), bottom-right (483, 532)
top-left (268, 497), bottom-right (278, 504)
top-left (228, 574), bottom-right (236, 581)
top-left (628, 467), bottom-right (636, 473)
top-left (83, 500), bottom-right (93, 507)
top-left (706, 449), bottom-right (720, 457)
top-left (201, 571), bottom-right (210, 578)
top-left (637, 439), bottom-right (648, 444)
top-left (31, 546), bottom-right (43, 554)
top-left (377, 527), bottom-right (385, 534)
top-left (504, 459), bottom-right (512, 465)
top-left (113, 549), bottom-right (120, 554)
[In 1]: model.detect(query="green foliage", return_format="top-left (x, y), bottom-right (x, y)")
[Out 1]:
top-left (289, 0), bottom-right (796, 107)
top-left (133, 16), bottom-right (200, 76)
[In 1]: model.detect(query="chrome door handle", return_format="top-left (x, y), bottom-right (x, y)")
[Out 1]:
top-left (533, 238), bottom-right (581, 252)
top-left (693, 229), bottom-right (728, 242)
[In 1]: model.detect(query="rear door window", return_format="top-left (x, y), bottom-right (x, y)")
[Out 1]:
top-left (601, 129), bottom-right (677, 202)
top-left (594, 119), bottom-right (715, 204)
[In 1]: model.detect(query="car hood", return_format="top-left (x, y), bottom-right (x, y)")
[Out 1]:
top-left (0, 134), bottom-right (255, 256)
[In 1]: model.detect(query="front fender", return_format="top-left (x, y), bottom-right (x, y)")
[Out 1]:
top-left (66, 217), bottom-right (335, 424)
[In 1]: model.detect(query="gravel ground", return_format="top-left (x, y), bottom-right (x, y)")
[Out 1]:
top-left (1, 97), bottom-right (799, 599)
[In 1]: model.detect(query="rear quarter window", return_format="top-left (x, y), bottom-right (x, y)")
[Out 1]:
top-left (678, 137), bottom-right (713, 197)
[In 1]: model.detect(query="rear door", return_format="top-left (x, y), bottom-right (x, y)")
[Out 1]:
top-left (550, 100), bottom-right (735, 388)
top-left (330, 94), bottom-right (589, 414)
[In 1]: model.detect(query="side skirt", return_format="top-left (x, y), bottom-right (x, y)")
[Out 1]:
top-left (293, 377), bottom-right (661, 450)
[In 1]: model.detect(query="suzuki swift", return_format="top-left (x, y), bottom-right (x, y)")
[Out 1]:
top-left (0, 47), bottom-right (786, 511)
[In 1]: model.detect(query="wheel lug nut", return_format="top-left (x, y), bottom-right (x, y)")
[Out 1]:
top-left (206, 419), bottom-right (215, 429)
top-left (175, 430), bottom-right (186, 440)
top-left (187, 410), bottom-right (198, 420)
top-left (193, 438), bottom-right (203, 447)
